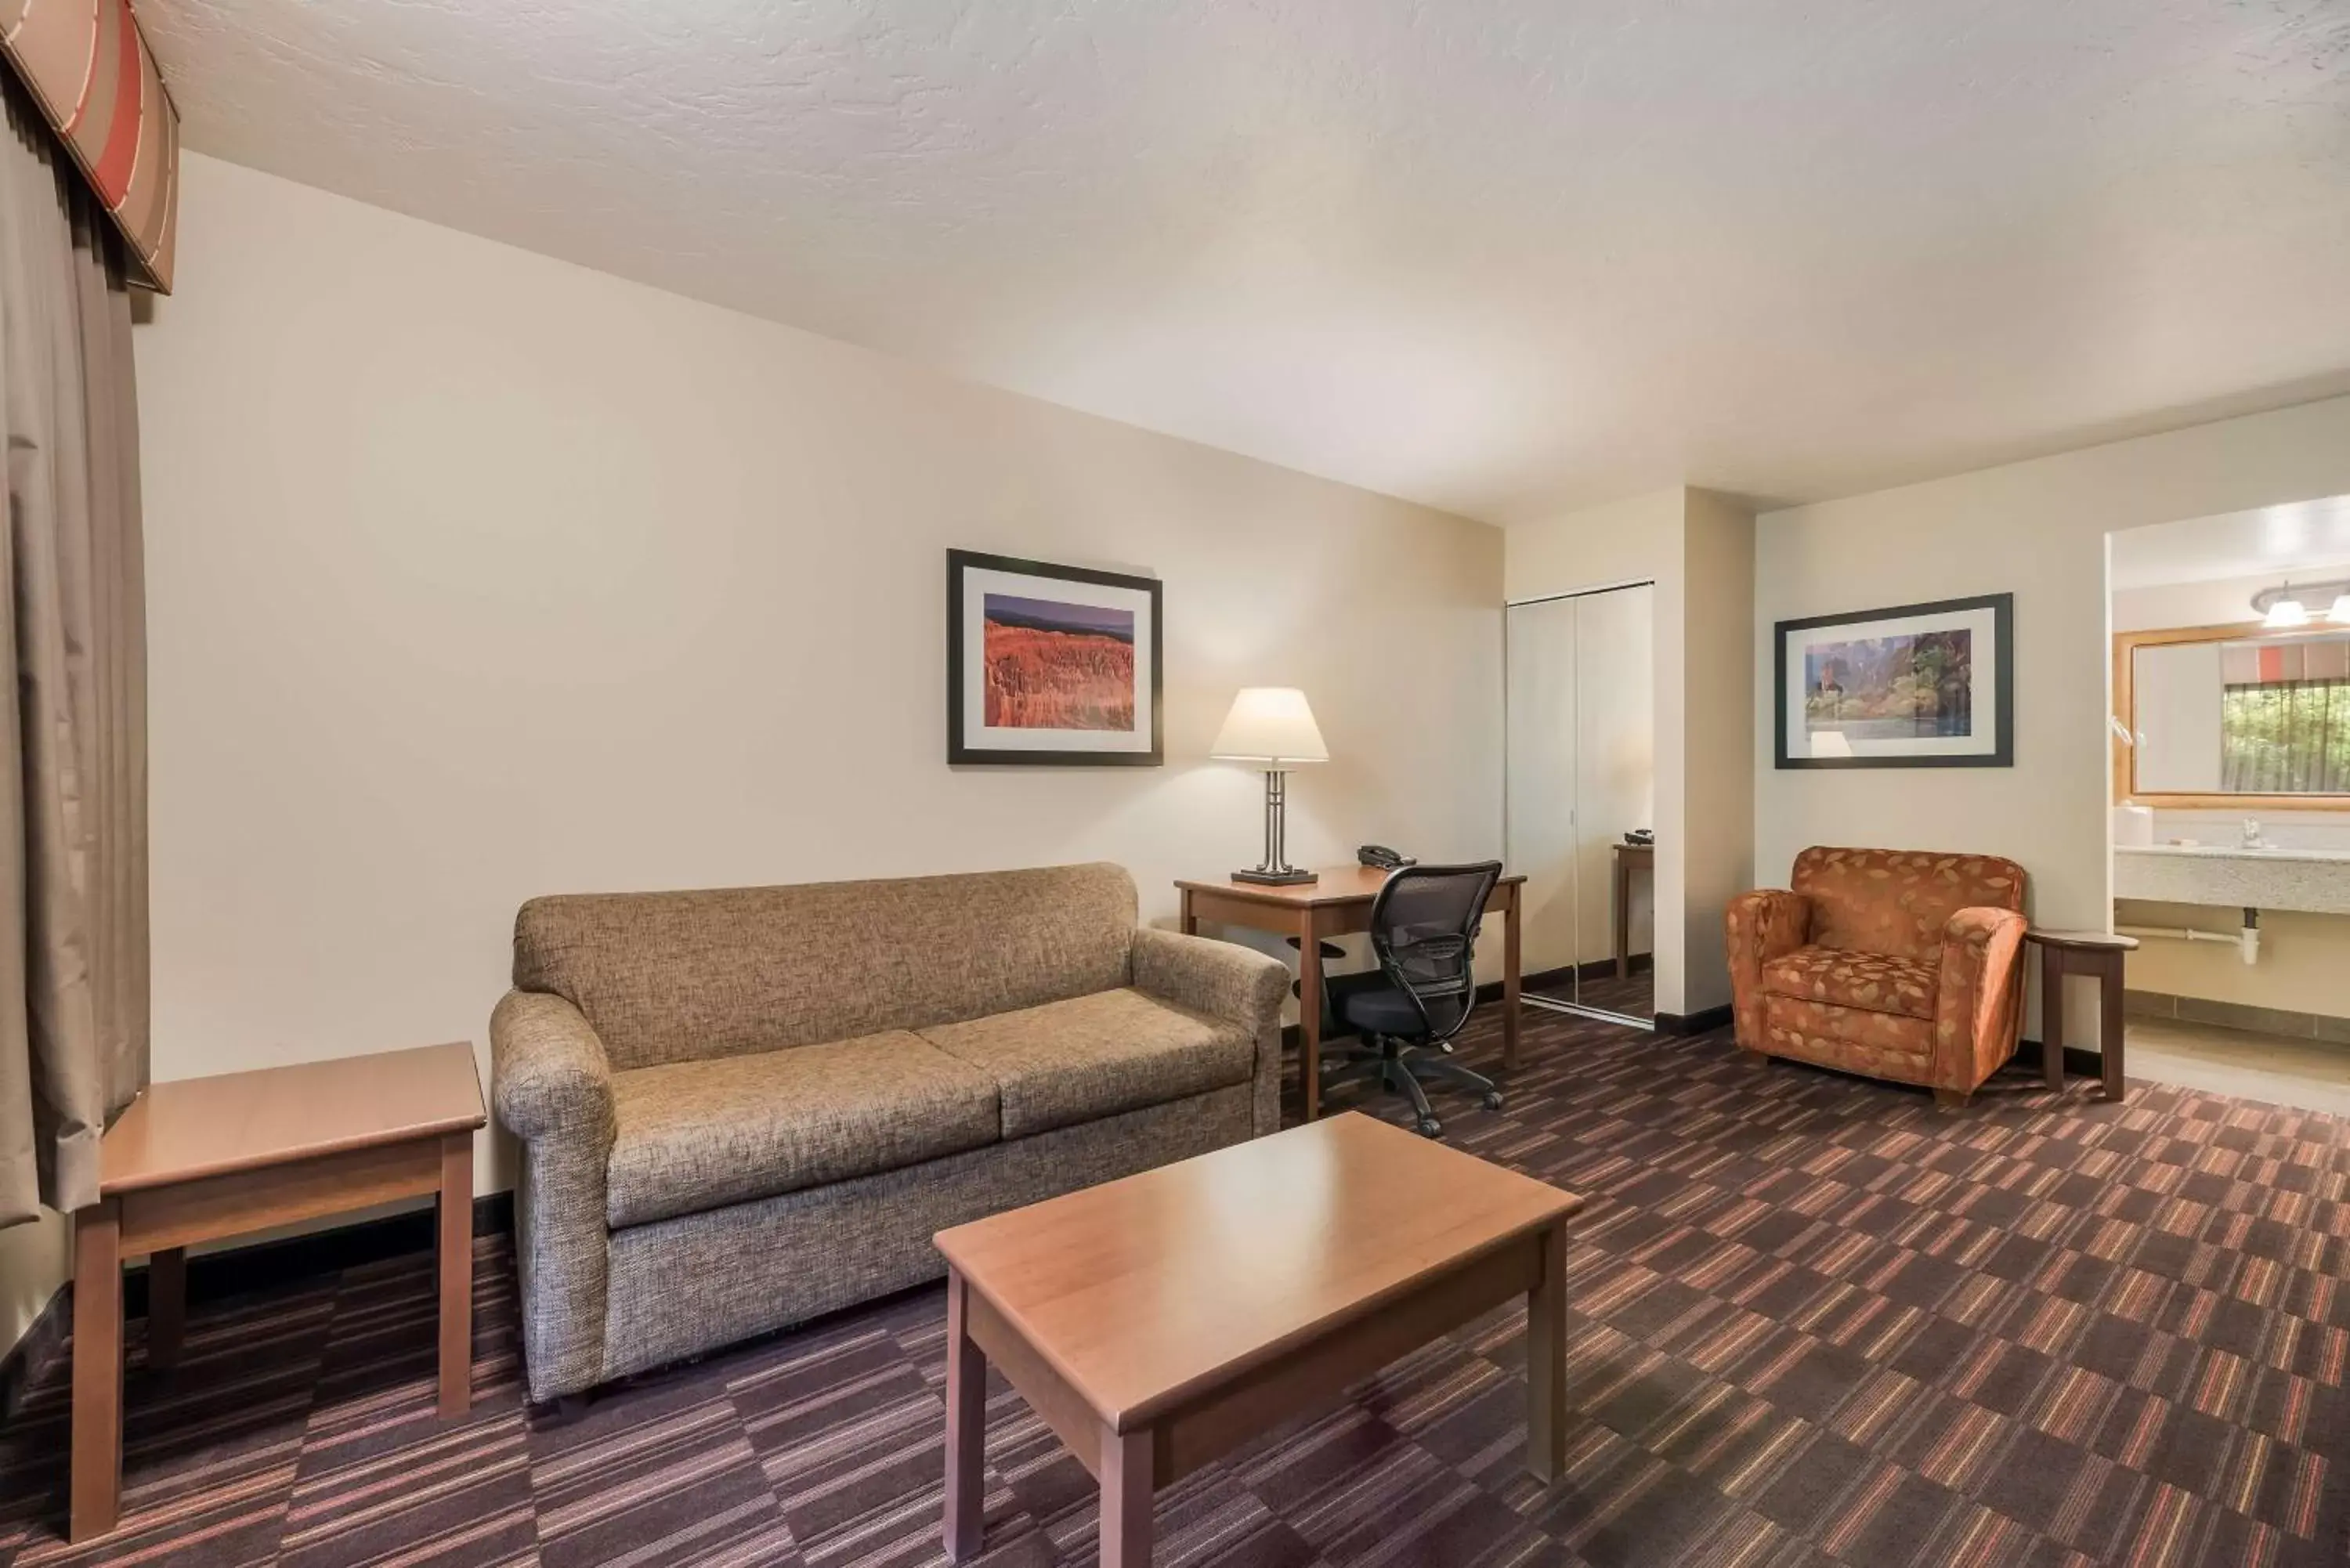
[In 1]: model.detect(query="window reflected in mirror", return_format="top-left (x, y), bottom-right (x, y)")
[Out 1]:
top-left (2130, 630), bottom-right (2350, 797)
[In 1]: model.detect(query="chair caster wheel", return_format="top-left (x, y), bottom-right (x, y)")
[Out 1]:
top-left (1415, 1117), bottom-right (1442, 1138)
top-left (1482, 1092), bottom-right (1505, 1111)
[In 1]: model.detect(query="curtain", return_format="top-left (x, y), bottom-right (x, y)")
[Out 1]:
top-left (0, 70), bottom-right (148, 1229)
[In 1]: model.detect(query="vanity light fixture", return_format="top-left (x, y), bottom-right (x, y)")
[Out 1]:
top-left (2248, 577), bottom-right (2350, 628)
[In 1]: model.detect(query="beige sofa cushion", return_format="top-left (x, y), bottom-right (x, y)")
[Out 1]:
top-left (917, 988), bottom-right (1256, 1140)
top-left (606, 1032), bottom-right (999, 1229)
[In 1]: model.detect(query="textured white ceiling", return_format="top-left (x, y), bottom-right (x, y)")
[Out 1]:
top-left (141, 0), bottom-right (2350, 522)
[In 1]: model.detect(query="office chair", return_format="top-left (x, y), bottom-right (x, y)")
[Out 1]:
top-left (1321, 862), bottom-right (1505, 1138)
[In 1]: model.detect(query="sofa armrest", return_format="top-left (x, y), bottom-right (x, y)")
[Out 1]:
top-left (1932, 906), bottom-right (2029, 1091)
top-left (490, 990), bottom-right (617, 1402)
top-left (1131, 927), bottom-right (1290, 1137)
top-left (1724, 889), bottom-right (1810, 1050)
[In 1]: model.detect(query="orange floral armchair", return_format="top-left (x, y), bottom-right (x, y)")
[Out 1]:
top-left (1725, 847), bottom-right (2028, 1105)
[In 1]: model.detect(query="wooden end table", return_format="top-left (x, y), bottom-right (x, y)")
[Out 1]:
top-left (2026, 929), bottom-right (2139, 1103)
top-left (70, 1042), bottom-right (485, 1541)
top-left (934, 1112), bottom-right (1582, 1566)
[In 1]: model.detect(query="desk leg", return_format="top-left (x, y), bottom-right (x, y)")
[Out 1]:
top-left (1180, 889), bottom-right (1197, 938)
top-left (943, 1270), bottom-right (986, 1562)
top-left (70, 1198), bottom-right (123, 1542)
top-left (1299, 916), bottom-right (1323, 1122)
top-left (2041, 945), bottom-right (2066, 1093)
top-left (1100, 1425), bottom-right (1155, 1567)
top-left (437, 1132), bottom-right (473, 1418)
top-left (1502, 894), bottom-right (1522, 1074)
top-left (1613, 861), bottom-right (1629, 984)
top-left (146, 1247), bottom-right (186, 1371)
top-left (2099, 958), bottom-right (2127, 1104)
top-left (1525, 1217), bottom-right (1567, 1482)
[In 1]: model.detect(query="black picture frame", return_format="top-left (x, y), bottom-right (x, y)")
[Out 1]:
top-left (1773, 592), bottom-right (2014, 769)
top-left (946, 549), bottom-right (1165, 767)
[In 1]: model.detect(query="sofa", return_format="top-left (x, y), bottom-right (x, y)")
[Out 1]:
top-left (1725, 846), bottom-right (2028, 1105)
top-left (490, 862), bottom-right (1289, 1404)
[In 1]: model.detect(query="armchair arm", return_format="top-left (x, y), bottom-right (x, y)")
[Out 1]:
top-left (490, 990), bottom-right (616, 1402)
top-left (1724, 890), bottom-right (1810, 1050)
top-left (1131, 927), bottom-right (1290, 1137)
top-left (1932, 906), bottom-right (2029, 1092)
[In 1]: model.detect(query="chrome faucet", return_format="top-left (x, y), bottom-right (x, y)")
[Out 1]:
top-left (2241, 818), bottom-right (2265, 849)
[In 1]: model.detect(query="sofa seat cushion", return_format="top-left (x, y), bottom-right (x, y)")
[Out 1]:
top-left (1760, 945), bottom-right (1938, 1021)
top-left (606, 1032), bottom-right (1000, 1229)
top-left (916, 988), bottom-right (1256, 1140)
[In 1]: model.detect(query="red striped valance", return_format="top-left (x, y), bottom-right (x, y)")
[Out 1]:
top-left (0, 0), bottom-right (179, 292)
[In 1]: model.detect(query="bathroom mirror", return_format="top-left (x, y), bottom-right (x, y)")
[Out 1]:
top-left (2119, 625), bottom-right (2350, 802)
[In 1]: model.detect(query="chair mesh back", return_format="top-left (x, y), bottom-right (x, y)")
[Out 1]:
top-left (1370, 862), bottom-right (1503, 1042)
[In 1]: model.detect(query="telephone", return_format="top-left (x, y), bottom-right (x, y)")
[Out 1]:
top-left (1623, 829), bottom-right (1654, 847)
top-left (1357, 844), bottom-right (1415, 871)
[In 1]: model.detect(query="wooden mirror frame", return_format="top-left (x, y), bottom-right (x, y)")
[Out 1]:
top-left (2113, 620), bottom-right (2350, 809)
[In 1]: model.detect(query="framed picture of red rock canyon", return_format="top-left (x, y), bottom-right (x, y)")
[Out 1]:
top-left (947, 550), bottom-right (1164, 765)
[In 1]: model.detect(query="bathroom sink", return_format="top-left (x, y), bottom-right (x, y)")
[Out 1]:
top-left (2114, 844), bottom-right (2350, 912)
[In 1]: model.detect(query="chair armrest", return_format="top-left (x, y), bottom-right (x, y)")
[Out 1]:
top-left (1131, 927), bottom-right (1290, 1137)
top-left (1932, 906), bottom-right (2029, 1091)
top-left (490, 990), bottom-right (616, 1401)
top-left (1724, 890), bottom-right (1810, 1050)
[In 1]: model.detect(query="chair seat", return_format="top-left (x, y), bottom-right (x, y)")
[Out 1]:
top-left (1760, 945), bottom-right (1938, 1021)
top-left (606, 1033), bottom-right (1000, 1229)
top-left (1336, 980), bottom-right (1444, 1037)
top-left (918, 987), bottom-right (1256, 1140)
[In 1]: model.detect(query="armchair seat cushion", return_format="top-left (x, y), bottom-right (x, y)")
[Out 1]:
top-left (606, 1032), bottom-right (999, 1229)
top-left (918, 987), bottom-right (1256, 1140)
top-left (1761, 945), bottom-right (1938, 1021)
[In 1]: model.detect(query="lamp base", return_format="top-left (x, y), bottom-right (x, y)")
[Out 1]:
top-left (1233, 867), bottom-right (1318, 886)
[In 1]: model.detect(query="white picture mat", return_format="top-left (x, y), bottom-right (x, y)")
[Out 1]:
top-left (1783, 603), bottom-right (2001, 759)
top-left (960, 565), bottom-right (1155, 753)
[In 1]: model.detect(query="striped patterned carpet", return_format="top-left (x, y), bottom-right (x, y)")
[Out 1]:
top-left (5, 1007), bottom-right (2349, 1567)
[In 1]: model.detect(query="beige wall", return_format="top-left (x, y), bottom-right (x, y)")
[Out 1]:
top-left (0, 153), bottom-right (1506, 1361)
top-left (1753, 395), bottom-right (2350, 1041)
top-left (1505, 487), bottom-right (1754, 1015)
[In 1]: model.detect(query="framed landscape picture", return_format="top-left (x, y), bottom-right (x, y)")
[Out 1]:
top-left (1775, 592), bottom-right (2012, 768)
top-left (947, 550), bottom-right (1164, 766)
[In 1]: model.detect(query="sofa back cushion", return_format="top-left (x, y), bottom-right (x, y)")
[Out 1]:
top-left (1791, 847), bottom-right (2026, 964)
top-left (512, 862), bottom-right (1139, 1071)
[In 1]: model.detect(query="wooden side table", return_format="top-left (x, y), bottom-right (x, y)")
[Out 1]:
top-left (1611, 842), bottom-right (1653, 981)
top-left (70, 1042), bottom-right (485, 1541)
top-left (2026, 930), bottom-right (2138, 1103)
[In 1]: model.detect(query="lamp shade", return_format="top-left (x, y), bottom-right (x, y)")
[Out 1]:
top-left (1210, 688), bottom-right (1328, 764)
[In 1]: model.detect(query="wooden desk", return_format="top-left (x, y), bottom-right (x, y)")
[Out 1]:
top-left (1611, 842), bottom-right (1653, 981)
top-left (1175, 865), bottom-right (1524, 1122)
top-left (70, 1042), bottom-right (485, 1541)
top-left (936, 1113), bottom-right (1582, 1566)
top-left (2026, 929), bottom-right (2139, 1104)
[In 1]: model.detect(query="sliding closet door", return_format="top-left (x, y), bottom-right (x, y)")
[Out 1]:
top-left (1505, 598), bottom-right (1581, 1006)
top-left (1575, 584), bottom-right (1656, 1018)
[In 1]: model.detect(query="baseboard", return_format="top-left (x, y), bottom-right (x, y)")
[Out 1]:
top-left (0, 1190), bottom-right (515, 1420)
top-left (1654, 1003), bottom-right (1734, 1036)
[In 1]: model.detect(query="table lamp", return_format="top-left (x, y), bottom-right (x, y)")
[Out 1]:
top-left (1211, 687), bottom-right (1327, 885)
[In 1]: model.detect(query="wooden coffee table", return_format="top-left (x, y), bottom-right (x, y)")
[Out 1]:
top-left (934, 1112), bottom-right (1582, 1565)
